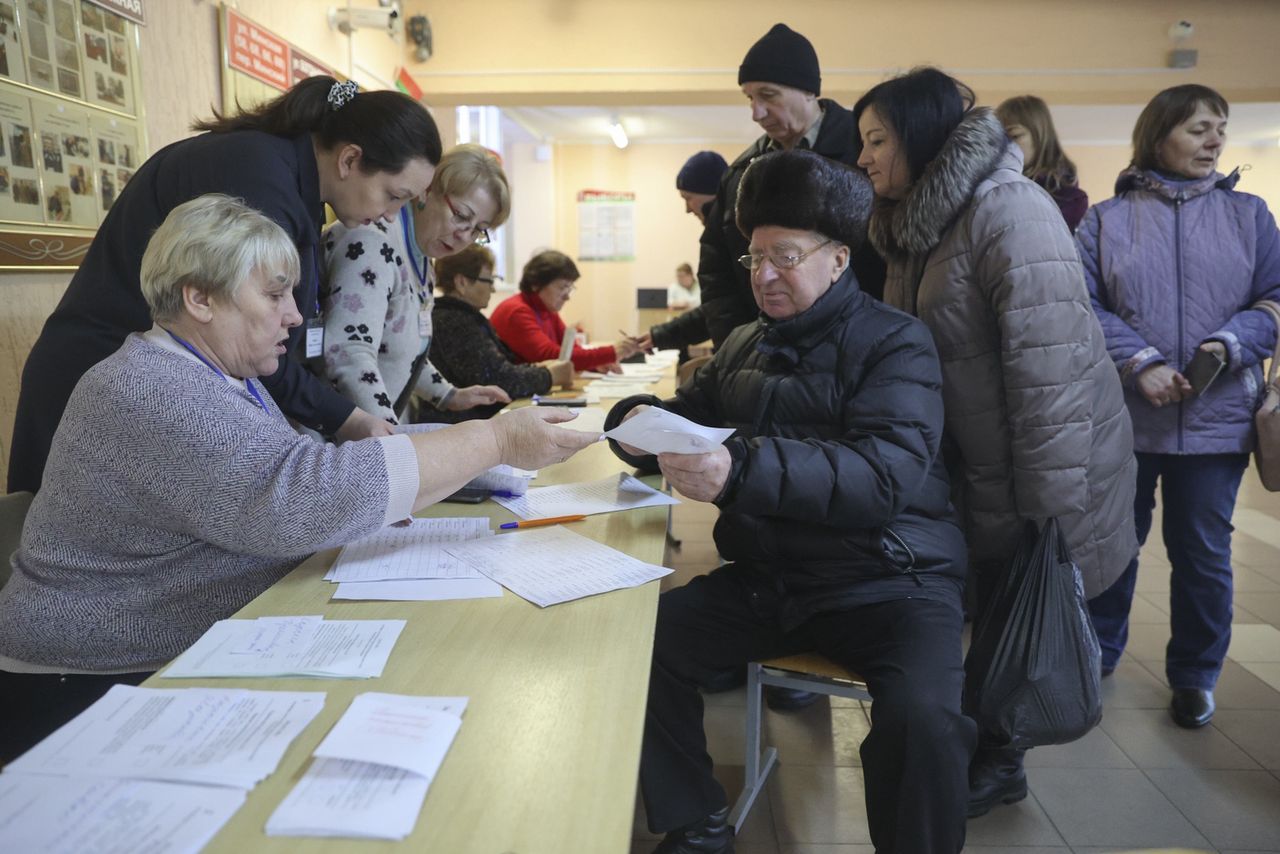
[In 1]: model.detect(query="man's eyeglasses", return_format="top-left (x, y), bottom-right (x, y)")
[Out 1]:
top-left (738, 239), bottom-right (832, 271)
top-left (444, 193), bottom-right (491, 246)
top-left (468, 275), bottom-right (497, 287)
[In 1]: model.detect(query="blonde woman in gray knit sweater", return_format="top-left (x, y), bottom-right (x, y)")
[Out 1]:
top-left (321, 144), bottom-right (522, 424)
top-left (0, 195), bottom-right (597, 762)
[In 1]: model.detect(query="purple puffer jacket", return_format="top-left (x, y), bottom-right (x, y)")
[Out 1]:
top-left (1077, 167), bottom-right (1280, 454)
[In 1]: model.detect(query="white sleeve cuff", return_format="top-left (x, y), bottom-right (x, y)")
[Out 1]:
top-left (376, 434), bottom-right (420, 525)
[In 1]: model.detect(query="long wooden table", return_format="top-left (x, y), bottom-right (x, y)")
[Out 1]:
top-left (148, 419), bottom-right (668, 854)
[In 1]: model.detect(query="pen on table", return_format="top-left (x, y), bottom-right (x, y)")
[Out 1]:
top-left (490, 489), bottom-right (521, 499)
top-left (499, 514), bottom-right (587, 530)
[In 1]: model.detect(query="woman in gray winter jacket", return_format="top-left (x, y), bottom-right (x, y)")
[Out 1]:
top-left (853, 67), bottom-right (1136, 819)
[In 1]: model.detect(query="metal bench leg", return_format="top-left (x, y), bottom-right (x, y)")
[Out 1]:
top-left (730, 662), bottom-right (776, 830)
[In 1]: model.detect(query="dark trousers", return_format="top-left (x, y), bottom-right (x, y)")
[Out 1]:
top-left (1, 670), bottom-right (152, 764)
top-left (641, 565), bottom-right (974, 854)
top-left (1088, 452), bottom-right (1248, 690)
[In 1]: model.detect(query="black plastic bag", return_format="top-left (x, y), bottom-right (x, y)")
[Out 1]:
top-left (964, 518), bottom-right (1103, 749)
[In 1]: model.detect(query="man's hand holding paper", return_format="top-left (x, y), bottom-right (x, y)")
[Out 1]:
top-left (604, 405), bottom-right (734, 456)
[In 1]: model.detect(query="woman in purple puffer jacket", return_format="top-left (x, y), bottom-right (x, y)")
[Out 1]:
top-left (1078, 84), bottom-right (1280, 730)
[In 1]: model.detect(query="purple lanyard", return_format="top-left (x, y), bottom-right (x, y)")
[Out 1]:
top-left (164, 329), bottom-right (269, 414)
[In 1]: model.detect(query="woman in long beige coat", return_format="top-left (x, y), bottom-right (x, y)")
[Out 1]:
top-left (853, 67), bottom-right (1137, 819)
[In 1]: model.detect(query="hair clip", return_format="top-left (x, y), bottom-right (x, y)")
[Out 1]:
top-left (327, 80), bottom-right (359, 110)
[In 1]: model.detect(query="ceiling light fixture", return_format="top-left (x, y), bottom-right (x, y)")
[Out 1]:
top-left (609, 116), bottom-right (629, 149)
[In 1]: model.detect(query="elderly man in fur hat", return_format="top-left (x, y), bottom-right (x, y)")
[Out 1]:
top-left (605, 150), bottom-right (973, 854)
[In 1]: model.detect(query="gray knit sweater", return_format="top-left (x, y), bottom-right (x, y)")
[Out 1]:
top-left (0, 333), bottom-right (417, 672)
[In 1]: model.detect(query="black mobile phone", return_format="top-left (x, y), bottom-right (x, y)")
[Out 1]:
top-left (443, 486), bottom-right (490, 504)
top-left (1185, 348), bottom-right (1227, 395)
top-left (535, 397), bottom-right (588, 407)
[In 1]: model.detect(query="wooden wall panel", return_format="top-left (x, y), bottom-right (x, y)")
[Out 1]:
top-left (0, 273), bottom-right (68, 476)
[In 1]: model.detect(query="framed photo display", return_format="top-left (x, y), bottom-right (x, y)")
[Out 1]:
top-left (0, 0), bottom-right (144, 266)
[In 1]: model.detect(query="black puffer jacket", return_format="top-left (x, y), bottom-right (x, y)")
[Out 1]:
top-left (608, 269), bottom-right (966, 626)
top-left (697, 100), bottom-right (887, 348)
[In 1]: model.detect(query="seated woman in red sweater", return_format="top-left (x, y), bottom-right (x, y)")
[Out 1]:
top-left (491, 249), bottom-right (640, 373)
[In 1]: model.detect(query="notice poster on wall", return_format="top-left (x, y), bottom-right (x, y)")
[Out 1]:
top-left (32, 98), bottom-right (93, 225)
top-left (21, 0), bottom-right (83, 98)
top-left (89, 110), bottom-right (133, 217)
top-left (0, 88), bottom-right (39, 221)
top-left (79, 0), bottom-right (132, 113)
top-left (0, 0), bottom-right (26, 84)
top-left (577, 190), bottom-right (635, 262)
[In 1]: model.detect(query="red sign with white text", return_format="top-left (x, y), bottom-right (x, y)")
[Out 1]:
top-left (226, 9), bottom-right (290, 92)
top-left (291, 47), bottom-right (336, 86)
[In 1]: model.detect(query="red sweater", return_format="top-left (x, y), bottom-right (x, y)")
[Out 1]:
top-left (489, 291), bottom-right (618, 371)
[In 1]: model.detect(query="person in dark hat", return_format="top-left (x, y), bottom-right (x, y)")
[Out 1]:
top-left (636, 151), bottom-right (730, 361)
top-left (695, 23), bottom-right (886, 358)
top-left (676, 150), bottom-right (728, 225)
top-left (605, 149), bottom-right (972, 854)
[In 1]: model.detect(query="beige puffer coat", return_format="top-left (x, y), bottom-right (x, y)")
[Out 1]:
top-left (870, 108), bottom-right (1136, 597)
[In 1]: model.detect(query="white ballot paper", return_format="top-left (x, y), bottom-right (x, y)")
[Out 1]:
top-left (162, 616), bottom-right (406, 679)
top-left (332, 577), bottom-right (504, 601)
top-left (443, 524), bottom-right (672, 607)
top-left (604, 406), bottom-right (735, 455)
top-left (552, 405), bottom-right (608, 434)
top-left (493, 471), bottom-right (679, 519)
top-left (265, 694), bottom-right (467, 840)
top-left (6, 685), bottom-right (325, 790)
top-left (326, 518), bottom-right (493, 583)
top-left (558, 324), bottom-right (576, 362)
top-left (0, 774), bottom-right (246, 854)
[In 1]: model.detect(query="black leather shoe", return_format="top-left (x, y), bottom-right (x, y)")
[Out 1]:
top-left (967, 746), bottom-right (1028, 818)
top-left (652, 807), bottom-right (735, 854)
top-left (1170, 687), bottom-right (1215, 728)
top-left (764, 686), bottom-right (820, 712)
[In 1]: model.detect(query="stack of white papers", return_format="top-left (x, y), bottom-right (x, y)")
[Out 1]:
top-left (266, 694), bottom-right (467, 840)
top-left (0, 775), bottom-right (247, 854)
top-left (603, 406), bottom-right (735, 455)
top-left (443, 525), bottom-right (672, 607)
top-left (5, 684), bottom-right (325, 790)
top-left (493, 471), bottom-right (679, 520)
top-left (466, 463), bottom-right (536, 495)
top-left (324, 518), bottom-right (504, 602)
top-left (162, 616), bottom-right (406, 679)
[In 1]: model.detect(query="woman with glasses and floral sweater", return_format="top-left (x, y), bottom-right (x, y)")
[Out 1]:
top-left (320, 144), bottom-right (511, 425)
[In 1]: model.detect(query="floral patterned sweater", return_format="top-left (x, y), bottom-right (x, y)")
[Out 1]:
top-left (320, 210), bottom-right (455, 424)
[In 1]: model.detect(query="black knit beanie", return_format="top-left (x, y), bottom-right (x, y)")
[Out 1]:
top-left (738, 23), bottom-right (821, 96)
top-left (676, 151), bottom-right (729, 195)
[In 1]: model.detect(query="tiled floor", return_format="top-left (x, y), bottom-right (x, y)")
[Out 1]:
top-left (633, 471), bottom-right (1280, 853)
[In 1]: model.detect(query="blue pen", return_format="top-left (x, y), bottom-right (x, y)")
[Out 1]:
top-left (490, 490), bottom-right (521, 499)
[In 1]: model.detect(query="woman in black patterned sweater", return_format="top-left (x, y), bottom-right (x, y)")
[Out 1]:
top-left (431, 245), bottom-right (573, 420)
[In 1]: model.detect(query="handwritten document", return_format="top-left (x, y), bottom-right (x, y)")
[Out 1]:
top-left (443, 524), bottom-right (672, 607)
top-left (327, 518), bottom-right (492, 583)
top-left (265, 694), bottom-right (467, 840)
top-left (604, 406), bottom-right (734, 455)
top-left (5, 684), bottom-right (324, 790)
top-left (0, 775), bottom-right (246, 854)
top-left (493, 471), bottom-right (678, 519)
top-left (162, 616), bottom-right (406, 679)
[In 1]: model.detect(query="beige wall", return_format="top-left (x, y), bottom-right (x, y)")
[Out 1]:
top-left (548, 140), bottom-right (743, 344)
top-left (404, 0), bottom-right (1280, 106)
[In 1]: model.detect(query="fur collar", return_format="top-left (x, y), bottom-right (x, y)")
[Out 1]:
top-left (868, 108), bottom-right (1010, 259)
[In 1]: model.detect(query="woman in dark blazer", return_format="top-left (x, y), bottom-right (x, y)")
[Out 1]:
top-left (9, 76), bottom-right (442, 493)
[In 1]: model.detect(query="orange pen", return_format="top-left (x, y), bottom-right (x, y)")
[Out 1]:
top-left (499, 514), bottom-right (587, 530)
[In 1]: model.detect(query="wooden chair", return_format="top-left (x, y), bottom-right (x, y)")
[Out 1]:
top-left (0, 491), bottom-right (34, 590)
top-left (730, 652), bottom-right (871, 830)
top-left (676, 354), bottom-right (712, 387)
